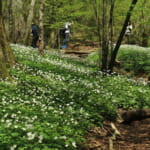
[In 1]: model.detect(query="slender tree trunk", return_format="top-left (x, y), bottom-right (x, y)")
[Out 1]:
top-left (23, 0), bottom-right (36, 45)
top-left (92, 0), bottom-right (101, 42)
top-left (49, 30), bottom-right (57, 48)
top-left (92, 0), bottom-right (102, 68)
top-left (141, 0), bottom-right (148, 47)
top-left (38, 0), bottom-right (45, 55)
top-left (101, 0), bottom-right (109, 71)
top-left (109, 0), bottom-right (115, 54)
top-left (108, 0), bottom-right (138, 72)
top-left (0, 0), bottom-right (16, 79)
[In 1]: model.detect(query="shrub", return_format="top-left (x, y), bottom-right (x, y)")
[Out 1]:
top-left (86, 45), bottom-right (150, 75)
top-left (85, 49), bottom-right (100, 66)
top-left (117, 45), bottom-right (150, 74)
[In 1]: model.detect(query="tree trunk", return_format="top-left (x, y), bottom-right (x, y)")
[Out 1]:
top-left (23, 0), bottom-right (36, 45)
top-left (108, 0), bottom-right (138, 72)
top-left (141, 0), bottom-right (148, 47)
top-left (48, 30), bottom-right (57, 48)
top-left (0, 0), bottom-right (16, 79)
top-left (92, 0), bottom-right (102, 68)
top-left (109, 0), bottom-right (115, 54)
top-left (0, 45), bottom-right (9, 79)
top-left (101, 0), bottom-right (109, 71)
top-left (38, 0), bottom-right (45, 55)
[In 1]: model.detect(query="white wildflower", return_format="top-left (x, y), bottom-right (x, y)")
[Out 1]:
top-left (54, 136), bottom-right (58, 139)
top-left (6, 122), bottom-right (12, 128)
top-left (38, 135), bottom-right (43, 143)
top-left (11, 114), bottom-right (17, 118)
top-left (10, 144), bottom-right (17, 150)
top-left (14, 125), bottom-right (18, 129)
top-left (27, 132), bottom-right (36, 140)
top-left (25, 124), bottom-right (33, 129)
top-left (65, 144), bottom-right (69, 147)
top-left (4, 113), bottom-right (8, 118)
top-left (72, 141), bottom-right (77, 148)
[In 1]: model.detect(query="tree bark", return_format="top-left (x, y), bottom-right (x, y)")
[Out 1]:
top-left (92, 0), bottom-right (102, 68)
top-left (23, 0), bottom-right (36, 45)
top-left (101, 0), bottom-right (109, 71)
top-left (141, 0), bottom-right (148, 47)
top-left (48, 30), bottom-right (57, 48)
top-left (109, 0), bottom-right (115, 54)
top-left (38, 0), bottom-right (45, 55)
top-left (108, 0), bottom-right (138, 72)
top-left (0, 0), bottom-right (16, 79)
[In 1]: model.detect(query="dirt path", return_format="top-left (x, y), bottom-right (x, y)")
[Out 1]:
top-left (62, 43), bottom-right (97, 57)
top-left (83, 118), bottom-right (150, 150)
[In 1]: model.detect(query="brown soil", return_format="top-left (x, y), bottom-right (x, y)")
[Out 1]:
top-left (82, 116), bottom-right (150, 150)
top-left (62, 42), bottom-right (98, 57)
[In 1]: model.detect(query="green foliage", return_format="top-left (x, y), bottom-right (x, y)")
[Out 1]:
top-left (0, 44), bottom-right (149, 149)
top-left (45, 0), bottom-right (87, 29)
top-left (86, 45), bottom-right (150, 75)
top-left (85, 49), bottom-right (100, 66)
top-left (3, 0), bottom-right (150, 46)
top-left (117, 45), bottom-right (150, 74)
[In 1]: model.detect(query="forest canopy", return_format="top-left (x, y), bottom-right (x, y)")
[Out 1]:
top-left (2, 0), bottom-right (150, 47)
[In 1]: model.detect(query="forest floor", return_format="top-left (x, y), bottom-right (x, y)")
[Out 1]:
top-left (62, 43), bottom-right (150, 150)
top-left (62, 42), bottom-right (149, 81)
top-left (84, 117), bottom-right (150, 150)
top-left (62, 42), bottom-right (98, 57)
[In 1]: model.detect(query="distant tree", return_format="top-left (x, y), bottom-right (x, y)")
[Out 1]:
top-left (91, 0), bottom-right (138, 72)
top-left (2, 0), bottom-right (13, 40)
top-left (24, 0), bottom-right (36, 45)
top-left (45, 0), bottom-right (87, 48)
top-left (130, 0), bottom-right (150, 46)
top-left (109, 0), bottom-right (115, 53)
top-left (139, 0), bottom-right (149, 47)
top-left (108, 0), bottom-right (138, 72)
top-left (101, 0), bottom-right (109, 71)
top-left (90, 0), bottom-right (115, 71)
top-left (0, 0), bottom-right (15, 79)
top-left (3, 0), bottom-right (27, 43)
top-left (38, 0), bottom-right (45, 55)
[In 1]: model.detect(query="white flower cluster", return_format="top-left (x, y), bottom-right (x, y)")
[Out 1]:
top-left (0, 43), bottom-right (148, 150)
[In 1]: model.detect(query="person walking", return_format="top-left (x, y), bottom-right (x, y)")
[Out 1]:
top-left (61, 22), bottom-right (72, 49)
top-left (31, 23), bottom-right (39, 48)
top-left (125, 21), bottom-right (133, 44)
top-left (125, 21), bottom-right (133, 36)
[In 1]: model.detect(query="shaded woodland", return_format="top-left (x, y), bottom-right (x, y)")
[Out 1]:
top-left (0, 1), bottom-right (150, 150)
top-left (2, 0), bottom-right (150, 46)
top-left (0, 0), bottom-right (150, 73)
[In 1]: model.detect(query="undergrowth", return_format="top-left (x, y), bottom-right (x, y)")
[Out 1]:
top-left (86, 44), bottom-right (150, 75)
top-left (0, 44), bottom-right (149, 150)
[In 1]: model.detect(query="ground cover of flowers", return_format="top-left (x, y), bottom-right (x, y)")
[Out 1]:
top-left (0, 44), bottom-right (150, 150)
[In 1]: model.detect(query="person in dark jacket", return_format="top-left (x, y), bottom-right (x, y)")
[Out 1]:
top-left (31, 23), bottom-right (39, 48)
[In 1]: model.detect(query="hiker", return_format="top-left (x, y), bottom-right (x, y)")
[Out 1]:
top-left (31, 23), bottom-right (39, 48)
top-left (59, 28), bottom-right (66, 48)
top-left (125, 21), bottom-right (133, 36)
top-left (125, 21), bottom-right (133, 44)
top-left (61, 22), bottom-right (72, 49)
